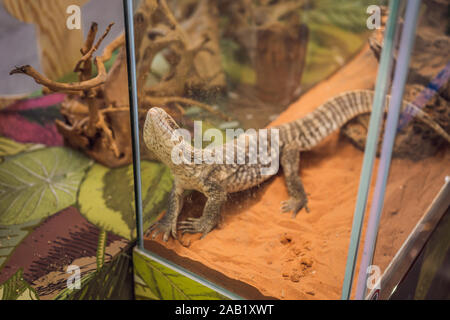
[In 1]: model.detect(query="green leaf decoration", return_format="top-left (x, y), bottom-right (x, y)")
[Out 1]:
top-left (0, 219), bottom-right (42, 268)
top-left (134, 274), bottom-right (160, 300)
top-left (78, 161), bottom-right (173, 240)
top-left (0, 269), bottom-right (39, 300)
top-left (0, 137), bottom-right (33, 158)
top-left (0, 147), bottom-right (92, 225)
top-left (133, 250), bottom-right (229, 300)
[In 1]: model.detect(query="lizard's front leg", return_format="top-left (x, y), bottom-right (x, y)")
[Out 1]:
top-left (179, 184), bottom-right (227, 239)
top-left (280, 145), bottom-right (310, 217)
top-left (147, 181), bottom-right (184, 241)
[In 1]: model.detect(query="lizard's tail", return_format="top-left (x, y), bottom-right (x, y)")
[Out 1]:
top-left (280, 90), bottom-right (449, 150)
top-left (398, 99), bottom-right (450, 144)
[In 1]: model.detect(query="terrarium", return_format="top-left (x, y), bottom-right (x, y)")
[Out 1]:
top-left (128, 0), bottom-right (449, 300)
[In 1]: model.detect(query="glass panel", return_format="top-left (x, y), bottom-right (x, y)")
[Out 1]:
top-left (135, 0), bottom-right (389, 300)
top-left (369, 0), bottom-right (449, 298)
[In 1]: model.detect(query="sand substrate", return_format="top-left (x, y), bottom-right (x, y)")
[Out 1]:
top-left (144, 45), bottom-right (450, 299)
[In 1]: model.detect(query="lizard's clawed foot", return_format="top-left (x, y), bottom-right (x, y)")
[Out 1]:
top-left (146, 219), bottom-right (177, 242)
top-left (179, 217), bottom-right (217, 239)
top-left (281, 197), bottom-right (310, 218)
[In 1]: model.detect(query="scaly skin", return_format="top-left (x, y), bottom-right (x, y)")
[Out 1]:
top-left (144, 90), bottom-right (450, 241)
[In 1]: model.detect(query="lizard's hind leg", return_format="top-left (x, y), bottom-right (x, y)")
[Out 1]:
top-left (280, 146), bottom-right (310, 217)
top-left (147, 182), bottom-right (184, 241)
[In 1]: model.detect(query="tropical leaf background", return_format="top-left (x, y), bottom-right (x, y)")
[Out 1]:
top-left (78, 161), bottom-right (173, 240)
top-left (0, 147), bottom-right (92, 225)
top-left (0, 90), bottom-right (176, 299)
top-left (0, 89), bottom-right (178, 299)
top-left (0, 90), bottom-right (140, 299)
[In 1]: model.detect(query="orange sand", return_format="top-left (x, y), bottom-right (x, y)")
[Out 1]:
top-left (145, 45), bottom-right (449, 299)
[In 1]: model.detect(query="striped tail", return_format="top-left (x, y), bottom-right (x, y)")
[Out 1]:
top-left (278, 90), bottom-right (450, 150)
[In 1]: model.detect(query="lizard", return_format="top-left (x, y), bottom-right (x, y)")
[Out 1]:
top-left (143, 89), bottom-right (450, 241)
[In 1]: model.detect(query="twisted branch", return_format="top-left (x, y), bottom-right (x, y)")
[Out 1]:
top-left (100, 33), bottom-right (125, 62)
top-left (74, 22), bottom-right (115, 73)
top-left (9, 57), bottom-right (107, 93)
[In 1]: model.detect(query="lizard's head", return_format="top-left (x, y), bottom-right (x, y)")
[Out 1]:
top-left (143, 107), bottom-right (182, 161)
top-left (145, 107), bottom-right (180, 135)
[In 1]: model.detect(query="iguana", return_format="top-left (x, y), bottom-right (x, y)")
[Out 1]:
top-left (144, 90), bottom-right (450, 241)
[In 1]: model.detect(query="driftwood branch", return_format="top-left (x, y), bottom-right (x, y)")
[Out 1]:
top-left (77, 22), bottom-right (98, 81)
top-left (74, 22), bottom-right (114, 73)
top-left (10, 57), bottom-right (107, 93)
top-left (100, 33), bottom-right (125, 62)
top-left (81, 22), bottom-right (98, 55)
